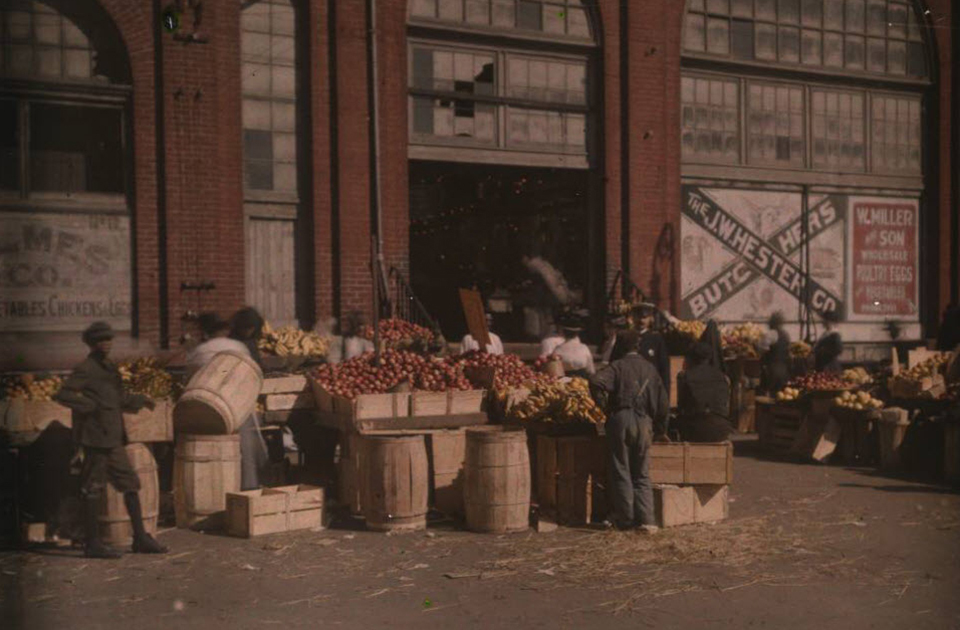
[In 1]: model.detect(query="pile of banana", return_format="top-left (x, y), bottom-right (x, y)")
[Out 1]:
top-left (1, 374), bottom-right (63, 402)
top-left (506, 377), bottom-right (606, 425)
top-left (259, 322), bottom-right (329, 358)
top-left (789, 341), bottom-right (812, 358)
top-left (673, 319), bottom-right (706, 341)
top-left (119, 358), bottom-right (177, 400)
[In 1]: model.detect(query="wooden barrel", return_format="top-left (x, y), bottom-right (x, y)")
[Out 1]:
top-left (429, 430), bottom-right (466, 516)
top-left (174, 351), bottom-right (263, 434)
top-left (339, 432), bottom-right (363, 515)
top-left (464, 426), bottom-right (530, 533)
top-left (360, 435), bottom-right (428, 532)
top-left (174, 434), bottom-right (241, 529)
top-left (99, 443), bottom-right (159, 546)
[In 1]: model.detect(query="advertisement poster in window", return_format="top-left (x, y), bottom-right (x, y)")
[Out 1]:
top-left (679, 186), bottom-right (846, 322)
top-left (846, 196), bottom-right (919, 320)
top-left (0, 212), bottom-right (132, 332)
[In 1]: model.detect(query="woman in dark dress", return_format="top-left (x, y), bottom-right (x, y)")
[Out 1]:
top-left (699, 319), bottom-right (727, 376)
top-left (761, 311), bottom-right (790, 395)
top-left (813, 311), bottom-right (843, 373)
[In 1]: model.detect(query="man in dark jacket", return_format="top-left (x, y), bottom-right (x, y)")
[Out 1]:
top-left (608, 304), bottom-right (671, 398)
top-left (591, 330), bottom-right (669, 532)
top-left (55, 322), bottom-right (168, 558)
top-left (677, 343), bottom-right (732, 443)
top-left (761, 311), bottom-right (791, 395)
top-left (813, 311), bottom-right (844, 373)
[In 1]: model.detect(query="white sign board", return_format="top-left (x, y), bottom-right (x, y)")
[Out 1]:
top-left (0, 212), bottom-right (132, 332)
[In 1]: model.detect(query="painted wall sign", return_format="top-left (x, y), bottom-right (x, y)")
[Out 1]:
top-left (847, 197), bottom-right (919, 319)
top-left (680, 186), bottom-right (845, 322)
top-left (0, 212), bottom-right (132, 332)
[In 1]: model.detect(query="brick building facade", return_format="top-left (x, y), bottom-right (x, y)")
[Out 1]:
top-left (0, 0), bottom-right (956, 369)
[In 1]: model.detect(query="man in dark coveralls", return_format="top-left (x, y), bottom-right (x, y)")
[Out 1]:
top-left (677, 342), bottom-right (732, 443)
top-left (591, 330), bottom-right (669, 532)
top-left (55, 322), bottom-right (168, 558)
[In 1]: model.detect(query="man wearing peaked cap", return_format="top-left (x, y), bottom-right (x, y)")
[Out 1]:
top-left (55, 322), bottom-right (168, 558)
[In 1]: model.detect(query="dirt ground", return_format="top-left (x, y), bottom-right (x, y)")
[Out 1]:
top-left (3, 436), bottom-right (959, 630)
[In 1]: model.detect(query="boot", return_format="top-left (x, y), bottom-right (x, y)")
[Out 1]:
top-left (83, 496), bottom-right (122, 559)
top-left (124, 491), bottom-right (168, 554)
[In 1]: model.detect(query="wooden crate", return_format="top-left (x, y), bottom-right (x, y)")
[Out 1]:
top-left (536, 435), bottom-right (559, 513)
top-left (123, 399), bottom-right (174, 443)
top-left (757, 400), bottom-right (804, 451)
top-left (791, 398), bottom-right (841, 463)
top-left (653, 484), bottom-right (695, 528)
top-left (264, 391), bottom-right (315, 412)
top-left (555, 436), bottom-right (607, 526)
top-left (832, 407), bottom-right (880, 465)
top-left (261, 375), bottom-right (308, 395)
top-left (693, 485), bottom-right (729, 523)
top-left (649, 442), bottom-right (733, 485)
top-left (226, 484), bottom-right (324, 538)
top-left (411, 391), bottom-right (448, 417)
top-left (449, 389), bottom-right (485, 414)
top-left (428, 430), bottom-right (466, 516)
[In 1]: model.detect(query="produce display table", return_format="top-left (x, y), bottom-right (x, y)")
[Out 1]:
top-left (316, 410), bottom-right (488, 434)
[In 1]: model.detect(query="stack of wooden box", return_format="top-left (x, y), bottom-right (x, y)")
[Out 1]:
top-left (535, 437), bottom-right (733, 529)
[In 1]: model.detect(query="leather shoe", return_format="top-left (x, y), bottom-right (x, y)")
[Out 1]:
top-left (84, 542), bottom-right (123, 559)
top-left (132, 534), bottom-right (168, 554)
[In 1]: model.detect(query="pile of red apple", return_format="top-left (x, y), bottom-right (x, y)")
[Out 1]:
top-left (312, 350), bottom-right (472, 398)
top-left (359, 318), bottom-right (435, 350)
top-left (450, 351), bottom-right (550, 390)
top-left (533, 353), bottom-right (561, 371)
top-left (787, 372), bottom-right (853, 392)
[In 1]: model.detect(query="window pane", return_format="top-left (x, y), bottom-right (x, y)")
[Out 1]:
top-left (412, 96), bottom-right (434, 133)
top-left (492, 0), bottom-right (515, 26)
top-left (732, 0), bottom-right (752, 16)
top-left (29, 103), bottom-right (123, 193)
top-left (801, 28), bottom-right (821, 64)
top-left (845, 0), bottom-right (864, 32)
top-left (410, 0), bottom-right (437, 18)
top-left (708, 0), bottom-right (730, 13)
top-left (681, 74), bottom-right (740, 163)
top-left (824, 31), bottom-right (843, 66)
top-left (800, 0), bottom-right (821, 26)
top-left (779, 26), bottom-right (799, 61)
top-left (887, 2), bottom-right (907, 38)
top-left (517, 1), bottom-right (542, 30)
top-left (756, 22), bottom-right (776, 59)
top-left (866, 37), bottom-right (885, 72)
top-left (906, 9), bottom-right (921, 41)
top-left (865, 0), bottom-right (885, 35)
top-left (707, 17), bottom-right (730, 54)
top-left (823, 1), bottom-right (843, 29)
top-left (567, 7), bottom-right (589, 37)
top-left (412, 48), bottom-right (433, 89)
top-left (0, 100), bottom-right (18, 191)
top-left (906, 41), bottom-right (925, 76)
top-left (887, 39), bottom-right (905, 74)
top-left (685, 13), bottom-right (706, 51)
top-left (543, 3), bottom-right (565, 34)
top-left (63, 49), bottom-right (90, 78)
top-left (845, 34), bottom-right (864, 69)
top-left (755, 0), bottom-right (776, 21)
top-left (778, 0), bottom-right (799, 24)
top-left (731, 19), bottom-right (754, 59)
top-left (465, 0), bottom-right (489, 24)
top-left (438, 0), bottom-right (463, 21)
top-left (243, 99), bottom-right (271, 130)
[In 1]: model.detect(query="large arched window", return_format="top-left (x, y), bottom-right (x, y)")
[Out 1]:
top-left (678, 0), bottom-right (933, 337)
top-left (408, 0), bottom-right (597, 167)
top-left (0, 0), bottom-right (133, 338)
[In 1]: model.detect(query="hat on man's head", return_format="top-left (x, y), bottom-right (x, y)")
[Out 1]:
top-left (82, 321), bottom-right (115, 345)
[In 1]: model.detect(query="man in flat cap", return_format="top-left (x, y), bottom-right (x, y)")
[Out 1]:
top-left (55, 322), bottom-right (168, 558)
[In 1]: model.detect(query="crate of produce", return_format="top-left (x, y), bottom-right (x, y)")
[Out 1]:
top-left (123, 399), bottom-right (174, 443)
top-left (226, 484), bottom-right (324, 538)
top-left (261, 375), bottom-right (309, 396)
top-left (0, 399), bottom-right (72, 437)
top-left (756, 398), bottom-right (803, 451)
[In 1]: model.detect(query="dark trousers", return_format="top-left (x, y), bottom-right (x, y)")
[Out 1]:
top-left (79, 446), bottom-right (140, 499)
top-left (678, 413), bottom-right (732, 443)
top-left (605, 408), bottom-right (655, 526)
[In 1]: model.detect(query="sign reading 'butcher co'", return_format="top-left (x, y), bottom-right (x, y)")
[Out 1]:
top-left (849, 198), bottom-right (918, 318)
top-left (681, 186), bottom-right (844, 321)
top-left (0, 212), bottom-right (131, 332)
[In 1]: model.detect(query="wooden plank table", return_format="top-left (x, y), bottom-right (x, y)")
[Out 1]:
top-left (316, 410), bottom-right (488, 434)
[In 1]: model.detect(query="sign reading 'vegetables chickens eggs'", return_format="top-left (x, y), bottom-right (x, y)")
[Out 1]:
top-left (848, 197), bottom-right (919, 318)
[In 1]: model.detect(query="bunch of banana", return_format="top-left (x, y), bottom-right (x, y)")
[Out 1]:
top-left (2, 374), bottom-right (63, 402)
top-left (789, 341), bottom-right (812, 358)
top-left (506, 377), bottom-right (606, 425)
top-left (259, 322), bottom-right (329, 358)
top-left (119, 358), bottom-right (176, 400)
top-left (673, 320), bottom-right (706, 341)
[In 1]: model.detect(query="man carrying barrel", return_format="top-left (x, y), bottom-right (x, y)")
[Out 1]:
top-left (590, 330), bottom-right (669, 533)
top-left (55, 322), bottom-right (168, 558)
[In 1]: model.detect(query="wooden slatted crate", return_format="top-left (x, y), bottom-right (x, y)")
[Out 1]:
top-left (226, 485), bottom-right (324, 537)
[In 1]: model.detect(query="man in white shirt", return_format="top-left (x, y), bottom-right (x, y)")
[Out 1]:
top-left (460, 314), bottom-right (504, 355)
top-left (554, 319), bottom-right (595, 376)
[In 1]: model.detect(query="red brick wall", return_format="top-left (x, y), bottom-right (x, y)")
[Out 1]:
top-left (308, 0), bottom-right (334, 322)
